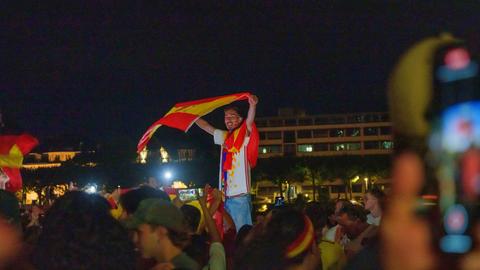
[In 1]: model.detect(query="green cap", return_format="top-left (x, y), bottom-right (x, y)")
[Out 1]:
top-left (124, 198), bottom-right (185, 230)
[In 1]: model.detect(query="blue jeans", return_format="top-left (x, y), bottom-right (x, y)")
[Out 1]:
top-left (225, 194), bottom-right (252, 232)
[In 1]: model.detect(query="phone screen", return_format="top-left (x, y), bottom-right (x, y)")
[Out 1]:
top-left (177, 188), bottom-right (203, 202)
top-left (428, 45), bottom-right (480, 254)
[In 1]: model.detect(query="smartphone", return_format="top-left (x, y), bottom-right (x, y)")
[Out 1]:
top-left (427, 43), bottom-right (480, 255)
top-left (177, 188), bottom-right (204, 202)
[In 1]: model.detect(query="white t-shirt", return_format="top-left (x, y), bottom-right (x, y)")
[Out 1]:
top-left (214, 129), bottom-right (251, 197)
top-left (366, 213), bottom-right (381, 226)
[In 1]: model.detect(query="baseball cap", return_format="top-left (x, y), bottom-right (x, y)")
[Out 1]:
top-left (123, 198), bottom-right (185, 230)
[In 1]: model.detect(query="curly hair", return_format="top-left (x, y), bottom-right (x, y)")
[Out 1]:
top-left (234, 207), bottom-right (312, 270)
top-left (31, 191), bottom-right (136, 270)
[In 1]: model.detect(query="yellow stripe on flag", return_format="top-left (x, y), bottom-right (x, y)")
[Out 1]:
top-left (164, 95), bottom-right (240, 117)
top-left (0, 145), bottom-right (24, 168)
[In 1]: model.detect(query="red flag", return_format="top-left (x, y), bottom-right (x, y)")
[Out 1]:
top-left (0, 134), bottom-right (38, 192)
top-left (137, 92), bottom-right (251, 153)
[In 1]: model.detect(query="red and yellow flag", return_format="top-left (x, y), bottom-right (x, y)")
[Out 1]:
top-left (137, 92), bottom-right (251, 153)
top-left (0, 134), bottom-right (38, 192)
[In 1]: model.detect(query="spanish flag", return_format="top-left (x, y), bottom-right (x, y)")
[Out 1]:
top-left (138, 92), bottom-right (251, 152)
top-left (0, 134), bottom-right (38, 192)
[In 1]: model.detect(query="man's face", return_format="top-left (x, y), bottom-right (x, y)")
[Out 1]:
top-left (132, 224), bottom-right (160, 259)
top-left (336, 213), bottom-right (357, 238)
top-left (363, 193), bottom-right (377, 212)
top-left (334, 201), bottom-right (344, 216)
top-left (224, 109), bottom-right (242, 131)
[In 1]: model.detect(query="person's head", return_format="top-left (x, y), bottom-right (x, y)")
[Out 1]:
top-left (235, 207), bottom-right (320, 270)
top-left (223, 105), bottom-right (244, 131)
top-left (364, 188), bottom-right (386, 212)
top-left (124, 199), bottom-right (189, 261)
top-left (235, 224), bottom-right (253, 248)
top-left (304, 202), bottom-right (329, 239)
top-left (336, 204), bottom-right (368, 239)
top-left (180, 204), bottom-right (201, 234)
top-left (147, 176), bottom-right (160, 189)
top-left (32, 191), bottom-right (136, 270)
top-left (119, 186), bottom-right (171, 219)
top-left (334, 198), bottom-right (352, 217)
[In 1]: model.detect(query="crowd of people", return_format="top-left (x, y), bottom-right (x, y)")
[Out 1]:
top-left (0, 180), bottom-right (391, 270)
top-left (4, 34), bottom-right (480, 270)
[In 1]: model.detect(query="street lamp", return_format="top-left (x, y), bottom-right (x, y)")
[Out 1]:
top-left (164, 171), bottom-right (173, 180)
top-left (350, 176), bottom-right (360, 200)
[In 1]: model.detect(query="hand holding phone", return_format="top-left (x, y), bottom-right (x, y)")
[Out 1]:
top-left (177, 188), bottom-right (204, 202)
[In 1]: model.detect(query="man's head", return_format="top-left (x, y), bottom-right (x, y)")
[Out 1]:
top-left (336, 204), bottom-right (368, 239)
top-left (180, 204), bottom-right (201, 234)
top-left (224, 106), bottom-right (243, 131)
top-left (125, 199), bottom-right (189, 260)
top-left (364, 188), bottom-right (385, 212)
top-left (334, 199), bottom-right (352, 217)
top-left (119, 186), bottom-right (171, 219)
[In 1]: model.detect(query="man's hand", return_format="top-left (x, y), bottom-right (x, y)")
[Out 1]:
top-left (198, 184), bottom-right (209, 207)
top-left (248, 95), bottom-right (258, 106)
top-left (246, 94), bottom-right (258, 133)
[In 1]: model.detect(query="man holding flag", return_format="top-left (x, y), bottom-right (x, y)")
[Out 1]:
top-left (195, 94), bottom-right (259, 231)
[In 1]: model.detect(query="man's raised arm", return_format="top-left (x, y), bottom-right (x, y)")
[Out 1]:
top-left (246, 94), bottom-right (258, 134)
top-left (195, 118), bottom-right (215, 135)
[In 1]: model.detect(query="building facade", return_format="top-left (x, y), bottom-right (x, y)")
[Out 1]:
top-left (256, 109), bottom-right (393, 158)
top-left (253, 109), bottom-right (393, 202)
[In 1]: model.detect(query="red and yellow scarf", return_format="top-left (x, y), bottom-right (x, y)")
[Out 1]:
top-left (222, 121), bottom-right (258, 172)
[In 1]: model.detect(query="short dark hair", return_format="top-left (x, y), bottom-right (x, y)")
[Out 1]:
top-left (223, 105), bottom-right (244, 118)
top-left (338, 204), bottom-right (367, 223)
top-left (120, 186), bottom-right (170, 215)
top-left (366, 188), bottom-right (386, 203)
top-left (180, 204), bottom-right (201, 233)
top-left (304, 201), bottom-right (328, 231)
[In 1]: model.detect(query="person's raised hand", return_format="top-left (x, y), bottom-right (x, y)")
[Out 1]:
top-left (198, 184), bottom-right (210, 207)
top-left (248, 94), bottom-right (258, 106)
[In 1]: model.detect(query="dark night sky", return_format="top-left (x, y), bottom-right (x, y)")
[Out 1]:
top-left (1, 2), bottom-right (480, 145)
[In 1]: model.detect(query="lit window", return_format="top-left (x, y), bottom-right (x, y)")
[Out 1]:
top-left (347, 142), bottom-right (361, 150)
top-left (259, 145), bottom-right (282, 154)
top-left (346, 128), bottom-right (360, 137)
top-left (298, 144), bottom-right (313, 152)
top-left (334, 143), bottom-right (345, 151)
top-left (329, 129), bottom-right (344, 137)
top-left (381, 141), bottom-right (394, 149)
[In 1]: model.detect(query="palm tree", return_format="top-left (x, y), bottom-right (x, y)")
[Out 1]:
top-left (252, 156), bottom-right (298, 199)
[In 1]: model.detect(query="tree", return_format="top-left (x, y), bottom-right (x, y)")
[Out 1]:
top-left (252, 156), bottom-right (298, 198)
